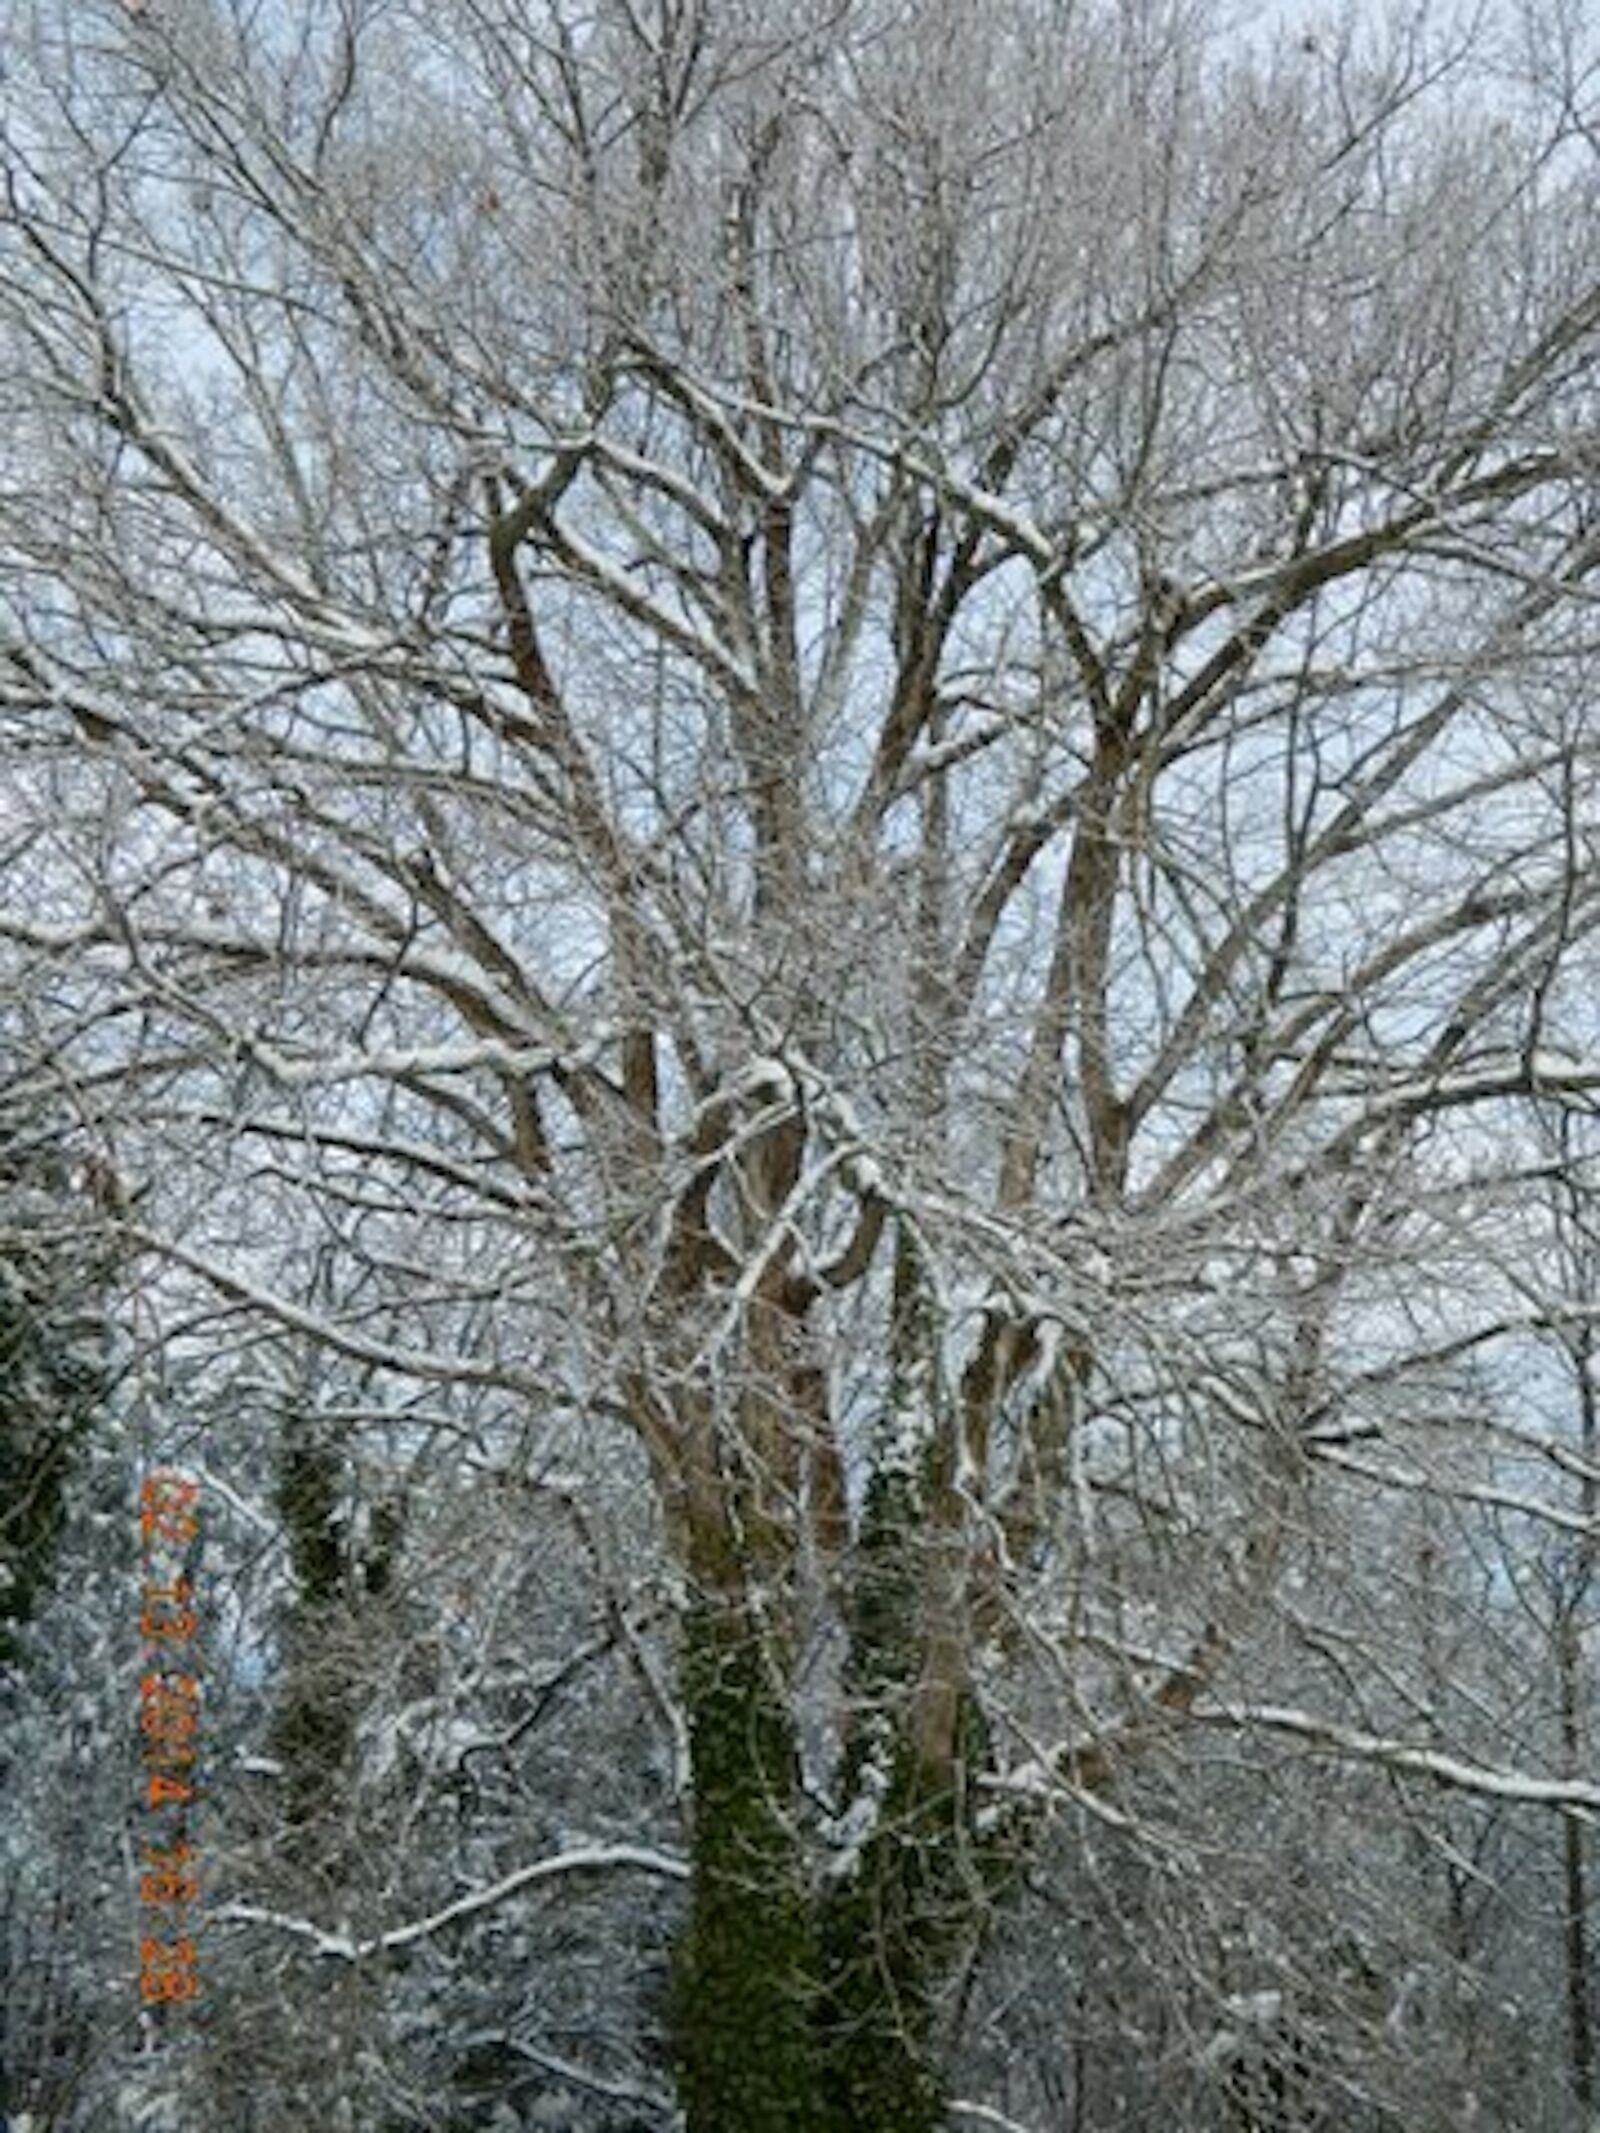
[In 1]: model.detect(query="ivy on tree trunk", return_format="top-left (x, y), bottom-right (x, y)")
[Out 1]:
top-left (671, 1592), bottom-right (822, 2133)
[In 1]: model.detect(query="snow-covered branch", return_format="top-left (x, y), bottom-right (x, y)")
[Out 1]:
top-left (1189, 1704), bottom-right (1600, 1817)
top-left (213, 1843), bottom-right (689, 1963)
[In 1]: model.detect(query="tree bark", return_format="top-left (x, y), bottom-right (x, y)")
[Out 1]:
top-left (670, 1419), bottom-right (1000, 2133)
top-left (671, 1593), bottom-right (823, 2133)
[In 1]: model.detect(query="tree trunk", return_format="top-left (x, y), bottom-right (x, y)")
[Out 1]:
top-left (670, 1593), bottom-right (823, 2133)
top-left (271, 1420), bottom-right (360, 1850)
top-left (669, 1494), bottom-right (992, 2132)
top-left (813, 1752), bottom-right (977, 2133)
top-left (1560, 1320), bottom-right (1598, 2119)
top-left (812, 1457), bottom-right (984, 2133)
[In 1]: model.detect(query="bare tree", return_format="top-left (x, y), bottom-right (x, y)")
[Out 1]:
top-left (4, 0), bottom-right (1600, 2124)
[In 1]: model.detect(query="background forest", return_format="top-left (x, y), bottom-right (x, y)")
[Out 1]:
top-left (3, 0), bottom-right (1600, 2126)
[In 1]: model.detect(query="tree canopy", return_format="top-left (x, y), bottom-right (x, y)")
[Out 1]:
top-left (3, 0), bottom-right (1600, 2126)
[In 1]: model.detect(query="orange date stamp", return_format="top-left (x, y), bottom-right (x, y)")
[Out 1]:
top-left (137, 1470), bottom-right (202, 2006)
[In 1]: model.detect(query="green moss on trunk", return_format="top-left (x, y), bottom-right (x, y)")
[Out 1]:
top-left (816, 1680), bottom-right (996, 2133)
top-left (0, 1206), bottom-right (104, 1669)
top-left (271, 1424), bottom-right (357, 1840)
top-left (671, 1594), bottom-right (823, 2133)
top-left (811, 1464), bottom-right (984, 2133)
